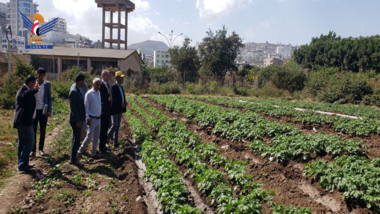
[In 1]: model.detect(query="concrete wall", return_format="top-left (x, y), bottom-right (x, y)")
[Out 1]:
top-left (118, 53), bottom-right (142, 71)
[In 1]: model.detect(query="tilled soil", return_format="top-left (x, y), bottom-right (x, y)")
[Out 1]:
top-left (191, 98), bottom-right (380, 160)
top-left (145, 96), bottom-right (373, 214)
top-left (128, 101), bottom-right (216, 214)
top-left (1, 116), bottom-right (149, 214)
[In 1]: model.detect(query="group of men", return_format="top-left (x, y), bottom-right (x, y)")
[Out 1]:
top-left (68, 70), bottom-right (127, 166)
top-left (13, 68), bottom-right (127, 172)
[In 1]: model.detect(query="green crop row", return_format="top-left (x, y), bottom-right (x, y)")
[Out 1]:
top-left (132, 97), bottom-right (311, 214)
top-left (126, 108), bottom-right (201, 213)
top-left (152, 96), bottom-right (366, 163)
top-left (242, 97), bottom-right (380, 119)
top-left (304, 155), bottom-right (380, 210)
top-left (191, 96), bottom-right (380, 137)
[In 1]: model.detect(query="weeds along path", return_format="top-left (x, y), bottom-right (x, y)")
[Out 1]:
top-left (0, 115), bottom-right (149, 213)
top-left (131, 96), bottom-right (318, 214)
top-left (145, 95), bottom-right (375, 214)
top-left (189, 96), bottom-right (380, 160)
top-left (0, 124), bottom-right (63, 213)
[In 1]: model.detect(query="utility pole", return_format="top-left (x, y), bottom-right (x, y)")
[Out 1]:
top-left (158, 30), bottom-right (183, 49)
top-left (6, 25), bottom-right (12, 83)
top-left (52, 54), bottom-right (55, 77)
top-left (77, 53), bottom-right (80, 67)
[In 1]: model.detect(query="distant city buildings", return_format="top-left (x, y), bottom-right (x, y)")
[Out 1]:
top-left (6, 0), bottom-right (39, 37)
top-left (238, 41), bottom-right (295, 67)
top-left (144, 55), bottom-right (154, 67)
top-left (43, 18), bottom-right (67, 44)
top-left (0, 3), bottom-right (8, 14)
top-left (0, 31), bottom-right (25, 52)
top-left (153, 50), bottom-right (171, 68)
top-left (264, 56), bottom-right (283, 67)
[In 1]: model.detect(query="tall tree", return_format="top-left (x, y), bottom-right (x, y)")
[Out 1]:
top-left (198, 26), bottom-right (244, 84)
top-left (169, 38), bottom-right (200, 89)
top-left (294, 31), bottom-right (380, 72)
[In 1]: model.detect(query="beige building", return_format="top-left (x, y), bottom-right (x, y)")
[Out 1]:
top-left (264, 57), bottom-right (283, 67)
top-left (25, 47), bottom-right (144, 76)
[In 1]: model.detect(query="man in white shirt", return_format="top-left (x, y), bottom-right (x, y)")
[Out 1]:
top-left (31, 67), bottom-right (52, 158)
top-left (78, 78), bottom-right (103, 159)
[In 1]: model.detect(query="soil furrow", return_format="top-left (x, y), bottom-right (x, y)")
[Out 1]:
top-left (145, 96), bottom-right (373, 214)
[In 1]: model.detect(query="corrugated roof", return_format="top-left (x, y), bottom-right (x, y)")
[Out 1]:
top-left (25, 47), bottom-right (137, 59)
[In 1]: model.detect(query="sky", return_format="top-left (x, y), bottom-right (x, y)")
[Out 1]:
top-left (2, 0), bottom-right (380, 47)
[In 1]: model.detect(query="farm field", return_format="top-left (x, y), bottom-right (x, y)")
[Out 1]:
top-left (2, 95), bottom-right (380, 213)
top-left (124, 95), bottom-right (380, 214)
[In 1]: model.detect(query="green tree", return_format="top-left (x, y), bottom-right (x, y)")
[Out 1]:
top-left (198, 26), bottom-right (244, 84)
top-left (169, 38), bottom-right (200, 89)
top-left (294, 31), bottom-right (380, 72)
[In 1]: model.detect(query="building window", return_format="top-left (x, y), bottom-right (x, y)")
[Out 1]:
top-left (156, 60), bottom-right (159, 63)
top-left (162, 60), bottom-right (164, 63)
top-left (22, 2), bottom-right (30, 7)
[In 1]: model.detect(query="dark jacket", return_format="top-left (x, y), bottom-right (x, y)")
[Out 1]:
top-left (100, 81), bottom-right (111, 115)
top-left (69, 85), bottom-right (86, 124)
top-left (13, 85), bottom-right (38, 128)
top-left (110, 83), bottom-right (127, 115)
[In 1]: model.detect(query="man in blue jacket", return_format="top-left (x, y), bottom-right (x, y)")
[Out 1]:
top-left (31, 67), bottom-right (52, 158)
top-left (14, 75), bottom-right (40, 173)
top-left (69, 72), bottom-right (86, 166)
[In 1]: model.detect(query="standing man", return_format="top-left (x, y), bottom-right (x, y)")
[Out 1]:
top-left (31, 67), bottom-right (52, 158)
top-left (78, 78), bottom-right (102, 159)
top-left (69, 72), bottom-right (86, 166)
top-left (99, 69), bottom-right (112, 153)
top-left (108, 71), bottom-right (127, 148)
top-left (14, 75), bottom-right (40, 173)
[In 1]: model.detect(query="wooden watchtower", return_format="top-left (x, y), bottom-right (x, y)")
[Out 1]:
top-left (95, 0), bottom-right (135, 50)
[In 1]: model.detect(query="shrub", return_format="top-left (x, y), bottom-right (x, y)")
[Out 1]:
top-left (160, 81), bottom-right (181, 94)
top-left (318, 73), bottom-right (372, 104)
top-left (51, 80), bottom-right (71, 99)
top-left (270, 62), bottom-right (307, 92)
top-left (0, 56), bottom-right (36, 109)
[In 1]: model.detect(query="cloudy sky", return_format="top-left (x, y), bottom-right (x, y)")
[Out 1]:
top-left (3, 0), bottom-right (380, 47)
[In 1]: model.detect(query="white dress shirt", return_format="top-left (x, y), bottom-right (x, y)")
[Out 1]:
top-left (35, 81), bottom-right (45, 110)
top-left (85, 88), bottom-right (102, 120)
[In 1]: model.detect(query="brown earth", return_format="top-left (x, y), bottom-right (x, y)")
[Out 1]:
top-left (191, 97), bottom-right (380, 160)
top-left (0, 116), bottom-right (148, 214)
top-left (145, 96), bottom-right (373, 214)
top-left (128, 100), bottom-right (216, 214)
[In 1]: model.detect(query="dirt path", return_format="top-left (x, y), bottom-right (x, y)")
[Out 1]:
top-left (145, 97), bottom-right (372, 214)
top-left (0, 116), bottom-right (156, 214)
top-left (0, 124), bottom-right (63, 213)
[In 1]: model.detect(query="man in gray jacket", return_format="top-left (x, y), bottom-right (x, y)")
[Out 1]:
top-left (31, 67), bottom-right (52, 158)
top-left (69, 72), bottom-right (86, 166)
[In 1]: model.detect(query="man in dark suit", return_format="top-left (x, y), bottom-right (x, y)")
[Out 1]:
top-left (107, 71), bottom-right (127, 148)
top-left (69, 72), bottom-right (86, 166)
top-left (14, 75), bottom-right (40, 173)
top-left (99, 69), bottom-right (112, 153)
top-left (31, 67), bottom-right (52, 158)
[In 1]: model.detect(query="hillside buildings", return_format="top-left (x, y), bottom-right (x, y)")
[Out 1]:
top-left (237, 42), bottom-right (295, 67)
